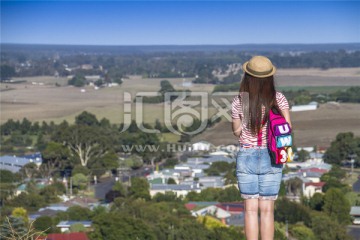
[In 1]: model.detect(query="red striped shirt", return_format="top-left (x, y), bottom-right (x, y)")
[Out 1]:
top-left (231, 92), bottom-right (289, 147)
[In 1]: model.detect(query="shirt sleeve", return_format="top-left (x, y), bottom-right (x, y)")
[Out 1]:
top-left (276, 92), bottom-right (289, 110)
top-left (231, 96), bottom-right (241, 119)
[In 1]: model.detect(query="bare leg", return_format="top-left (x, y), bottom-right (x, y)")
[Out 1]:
top-left (259, 199), bottom-right (275, 240)
top-left (244, 198), bottom-right (259, 240)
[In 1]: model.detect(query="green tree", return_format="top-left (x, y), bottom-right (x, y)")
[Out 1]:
top-left (308, 192), bottom-right (324, 211)
top-left (324, 132), bottom-right (360, 165)
top-left (69, 223), bottom-right (87, 232)
top-left (72, 173), bottom-right (88, 190)
top-left (41, 142), bottom-right (70, 178)
top-left (0, 216), bottom-right (27, 239)
top-left (129, 177), bottom-right (151, 200)
top-left (90, 213), bottom-right (157, 240)
top-left (19, 162), bottom-right (38, 179)
top-left (7, 192), bottom-right (46, 212)
top-left (290, 223), bottom-right (316, 240)
top-left (159, 80), bottom-right (175, 95)
top-left (68, 74), bottom-right (86, 87)
top-left (11, 207), bottom-right (28, 225)
top-left (0, 65), bottom-right (16, 80)
top-left (167, 178), bottom-right (177, 184)
top-left (60, 125), bottom-right (113, 167)
top-left (33, 216), bottom-right (53, 234)
top-left (297, 149), bottom-right (310, 162)
top-left (218, 186), bottom-right (242, 202)
top-left (0, 170), bottom-right (18, 183)
top-left (75, 111), bottom-right (99, 126)
top-left (323, 188), bottom-right (351, 225)
top-left (312, 214), bottom-right (352, 240)
top-left (152, 192), bottom-right (181, 202)
top-left (275, 198), bottom-right (311, 226)
top-left (67, 206), bottom-right (92, 221)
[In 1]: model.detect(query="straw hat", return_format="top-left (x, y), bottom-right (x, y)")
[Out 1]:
top-left (242, 56), bottom-right (276, 78)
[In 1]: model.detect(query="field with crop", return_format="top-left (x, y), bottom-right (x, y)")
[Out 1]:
top-left (1, 67), bottom-right (359, 147)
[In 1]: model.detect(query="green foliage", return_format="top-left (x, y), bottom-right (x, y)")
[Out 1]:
top-left (308, 192), bottom-right (324, 211)
top-left (324, 132), bottom-right (360, 165)
top-left (69, 223), bottom-right (87, 233)
top-left (0, 170), bottom-right (18, 183)
top-left (331, 86), bottom-right (360, 103)
top-left (162, 158), bottom-right (179, 169)
top-left (4, 131), bottom-right (32, 147)
top-left (217, 186), bottom-right (242, 202)
top-left (152, 192), bottom-right (181, 202)
top-left (112, 181), bottom-right (127, 197)
top-left (72, 173), bottom-right (88, 189)
top-left (72, 165), bottom-right (90, 176)
top-left (285, 177), bottom-right (303, 196)
top-left (90, 213), bottom-right (157, 240)
top-left (39, 185), bottom-right (62, 203)
top-left (75, 111), bottom-right (99, 126)
top-left (274, 197), bottom-right (312, 226)
top-left (311, 213), bottom-right (352, 240)
top-left (129, 177), bottom-right (151, 200)
top-left (278, 181), bottom-right (286, 197)
top-left (323, 188), bottom-right (351, 225)
top-left (289, 223), bottom-right (316, 240)
top-left (0, 64), bottom-right (16, 80)
top-left (321, 165), bottom-right (350, 193)
top-left (67, 206), bottom-right (92, 221)
top-left (33, 216), bottom-right (53, 234)
top-left (297, 149), bottom-right (310, 162)
top-left (0, 216), bottom-right (27, 239)
top-left (68, 74), bottom-right (86, 87)
top-left (41, 141), bottom-right (70, 178)
top-left (7, 192), bottom-right (46, 212)
top-left (11, 207), bottom-right (28, 225)
top-left (167, 178), bottom-right (176, 184)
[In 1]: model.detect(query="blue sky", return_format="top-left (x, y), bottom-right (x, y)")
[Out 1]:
top-left (1, 1), bottom-right (359, 45)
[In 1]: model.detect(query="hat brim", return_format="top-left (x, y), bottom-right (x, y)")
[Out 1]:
top-left (242, 61), bottom-right (276, 78)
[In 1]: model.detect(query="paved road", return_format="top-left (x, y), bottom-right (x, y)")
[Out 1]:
top-left (353, 179), bottom-right (360, 192)
top-left (94, 177), bottom-right (115, 200)
top-left (347, 225), bottom-right (360, 240)
top-left (94, 166), bottom-right (153, 200)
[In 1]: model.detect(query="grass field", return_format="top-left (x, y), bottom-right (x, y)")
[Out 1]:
top-left (1, 67), bottom-right (360, 147)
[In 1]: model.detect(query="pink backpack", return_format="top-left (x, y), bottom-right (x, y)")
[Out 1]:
top-left (267, 107), bottom-right (293, 164)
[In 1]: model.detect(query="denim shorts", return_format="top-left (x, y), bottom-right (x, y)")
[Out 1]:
top-left (236, 147), bottom-right (283, 200)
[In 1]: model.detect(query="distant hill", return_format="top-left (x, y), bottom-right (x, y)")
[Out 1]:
top-left (2, 43), bottom-right (360, 55)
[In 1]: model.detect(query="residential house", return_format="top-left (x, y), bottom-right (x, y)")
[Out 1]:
top-left (0, 152), bottom-right (42, 173)
top-left (56, 221), bottom-right (92, 232)
top-left (149, 183), bottom-right (201, 197)
top-left (198, 176), bottom-right (225, 188)
top-left (45, 232), bottom-right (89, 240)
top-left (303, 182), bottom-right (326, 197)
top-left (185, 201), bottom-right (244, 226)
top-left (350, 206), bottom-right (360, 224)
top-left (191, 205), bottom-right (231, 225)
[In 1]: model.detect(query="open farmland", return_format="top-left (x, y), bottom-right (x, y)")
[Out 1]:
top-left (193, 103), bottom-right (360, 148)
top-left (1, 67), bottom-right (360, 147)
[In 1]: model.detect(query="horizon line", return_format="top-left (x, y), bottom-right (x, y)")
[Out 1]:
top-left (2, 42), bottom-right (360, 47)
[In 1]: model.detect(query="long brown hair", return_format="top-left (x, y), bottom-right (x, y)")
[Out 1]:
top-left (239, 73), bottom-right (277, 136)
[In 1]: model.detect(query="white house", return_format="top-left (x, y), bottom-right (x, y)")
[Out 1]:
top-left (303, 182), bottom-right (325, 198)
top-left (191, 205), bottom-right (231, 225)
top-left (149, 183), bottom-right (201, 197)
top-left (56, 221), bottom-right (92, 232)
top-left (291, 102), bottom-right (318, 112)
